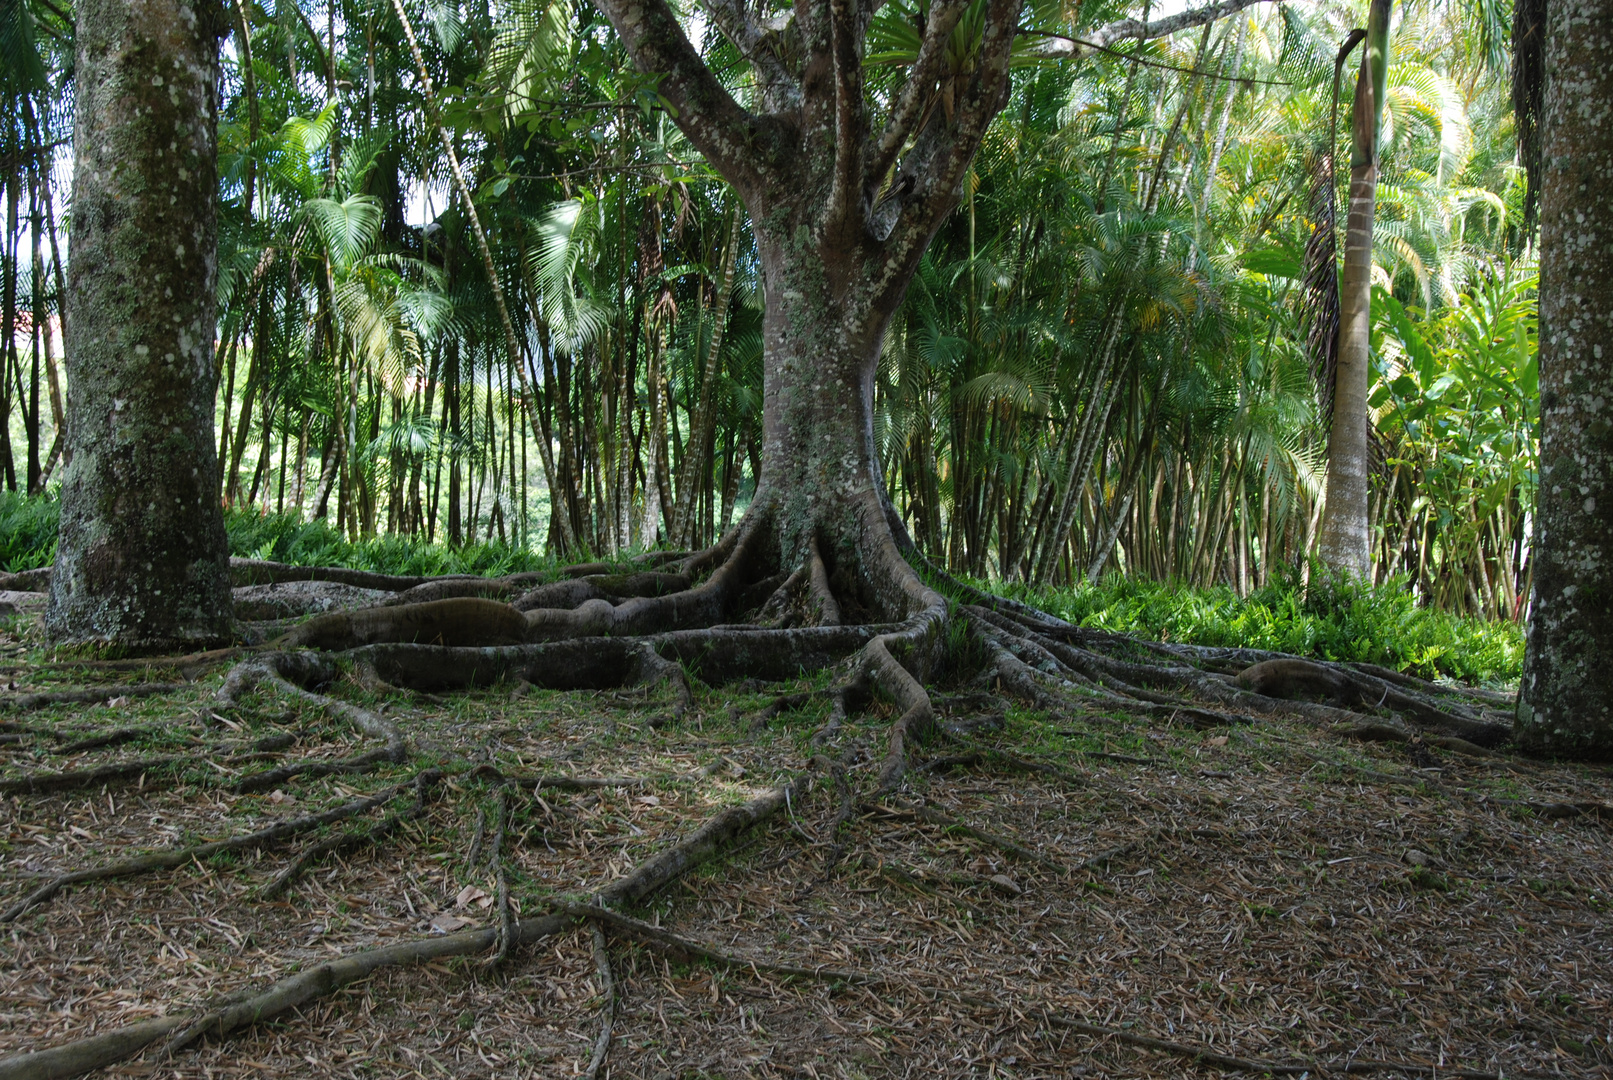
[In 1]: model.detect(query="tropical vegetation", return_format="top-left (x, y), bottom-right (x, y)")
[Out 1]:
top-left (0, 0), bottom-right (1536, 621)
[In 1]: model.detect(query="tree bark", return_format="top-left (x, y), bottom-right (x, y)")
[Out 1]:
top-left (1517, 0), bottom-right (1613, 759)
top-left (46, 0), bottom-right (233, 651)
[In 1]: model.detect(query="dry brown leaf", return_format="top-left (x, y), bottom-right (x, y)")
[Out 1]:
top-left (455, 885), bottom-right (492, 909)
top-left (429, 913), bottom-right (473, 934)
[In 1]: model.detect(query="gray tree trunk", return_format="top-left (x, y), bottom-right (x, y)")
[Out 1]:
top-left (1315, 151), bottom-right (1375, 579)
top-left (1517, 0), bottom-right (1613, 759)
top-left (1317, 3), bottom-right (1389, 581)
top-left (45, 0), bottom-right (232, 651)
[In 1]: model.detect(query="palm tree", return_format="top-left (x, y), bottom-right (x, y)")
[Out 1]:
top-left (1317, 0), bottom-right (1391, 579)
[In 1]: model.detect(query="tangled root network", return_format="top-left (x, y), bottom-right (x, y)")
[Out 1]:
top-left (2, 506), bottom-right (1565, 1080)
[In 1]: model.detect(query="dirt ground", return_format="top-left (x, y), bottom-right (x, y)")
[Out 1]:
top-left (1, 612), bottom-right (1609, 1079)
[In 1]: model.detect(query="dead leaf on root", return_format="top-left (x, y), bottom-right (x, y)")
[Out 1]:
top-left (455, 885), bottom-right (493, 909)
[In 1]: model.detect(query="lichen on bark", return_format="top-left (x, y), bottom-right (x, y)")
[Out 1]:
top-left (1516, 0), bottom-right (1613, 759)
top-left (45, 0), bottom-right (232, 652)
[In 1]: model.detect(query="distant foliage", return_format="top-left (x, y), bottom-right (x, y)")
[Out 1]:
top-left (0, 1), bottom-right (1537, 621)
top-left (1010, 568), bottom-right (1523, 685)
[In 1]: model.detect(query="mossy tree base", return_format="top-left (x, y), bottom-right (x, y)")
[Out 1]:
top-left (1515, 0), bottom-right (1613, 761)
top-left (44, 0), bottom-right (233, 653)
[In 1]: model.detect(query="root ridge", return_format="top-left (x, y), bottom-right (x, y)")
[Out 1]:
top-left (0, 774), bottom-right (436, 922)
top-left (0, 776), bottom-right (805, 1077)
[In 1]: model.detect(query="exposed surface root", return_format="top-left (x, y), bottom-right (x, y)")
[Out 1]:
top-left (217, 652), bottom-right (405, 763)
top-left (274, 597), bottom-right (529, 650)
top-left (0, 567), bottom-right (50, 593)
top-left (0, 778), bottom-right (800, 1077)
top-left (869, 798), bottom-right (1071, 875)
top-left (231, 747), bottom-right (396, 793)
top-left (53, 727), bottom-right (166, 754)
top-left (1237, 657), bottom-right (1511, 746)
top-left (259, 769), bottom-right (441, 899)
top-left (552, 899), bottom-right (873, 985)
top-left (339, 625), bottom-right (890, 693)
top-left (512, 571), bottom-right (690, 613)
top-left (1, 683), bottom-right (188, 712)
top-left (630, 644), bottom-right (693, 726)
top-left (1043, 1014), bottom-right (1510, 1079)
top-left (480, 783), bottom-right (518, 968)
top-left (232, 582), bottom-right (392, 620)
top-left (595, 777), bottom-right (804, 908)
top-left (754, 565), bottom-right (806, 625)
top-left (582, 923), bottom-right (614, 1080)
top-left (920, 746), bottom-right (1087, 789)
top-left (817, 753), bottom-right (856, 876)
top-left (6, 524), bottom-right (1570, 1078)
top-left (40, 645), bottom-right (251, 677)
top-left (856, 611), bottom-right (946, 792)
top-left (382, 577), bottom-right (520, 606)
top-left (5, 577), bottom-right (1604, 1080)
top-left (0, 1017), bottom-right (189, 1080)
top-left (0, 757), bottom-right (183, 796)
top-left (461, 765), bottom-right (644, 791)
top-left (0, 775), bottom-right (428, 922)
top-left (806, 537), bottom-right (842, 626)
top-left (228, 558), bottom-right (462, 592)
top-left (965, 602), bottom-right (1511, 748)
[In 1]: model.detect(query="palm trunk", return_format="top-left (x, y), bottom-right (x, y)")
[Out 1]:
top-left (1033, 315), bottom-right (1128, 584)
top-left (391, 0), bottom-right (575, 555)
top-left (1317, 0), bottom-right (1390, 580)
top-left (1, 170), bottom-right (18, 491)
top-left (672, 206), bottom-right (740, 547)
top-left (647, 316), bottom-right (675, 541)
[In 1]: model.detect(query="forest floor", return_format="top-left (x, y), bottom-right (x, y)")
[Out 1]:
top-left (0, 606), bottom-right (1609, 1080)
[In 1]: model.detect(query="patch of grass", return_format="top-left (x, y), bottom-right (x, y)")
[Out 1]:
top-left (995, 565), bottom-right (1523, 686)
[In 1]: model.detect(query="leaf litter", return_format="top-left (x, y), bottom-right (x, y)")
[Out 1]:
top-left (0, 644), bottom-right (1608, 1078)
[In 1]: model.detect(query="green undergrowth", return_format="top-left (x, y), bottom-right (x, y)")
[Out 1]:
top-left (0, 490), bottom-right (59, 572)
top-left (0, 492), bottom-right (555, 578)
top-left (3, 492), bottom-right (1520, 684)
top-left (224, 510), bottom-right (556, 578)
top-left (996, 568), bottom-right (1523, 686)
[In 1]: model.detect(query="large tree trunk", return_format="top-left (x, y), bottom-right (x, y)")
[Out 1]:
top-left (1517, 0), bottom-right (1613, 759)
top-left (749, 228), bottom-right (922, 618)
top-left (45, 0), bottom-right (232, 651)
top-left (1316, 0), bottom-right (1389, 580)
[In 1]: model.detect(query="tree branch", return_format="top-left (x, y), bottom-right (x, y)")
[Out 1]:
top-left (702, 0), bottom-right (802, 110)
top-left (825, 0), bottom-right (868, 225)
top-left (591, 0), bottom-right (775, 194)
top-left (864, 0), bottom-right (971, 194)
top-left (1027, 0), bottom-right (1274, 59)
top-left (869, 0), bottom-right (1021, 303)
